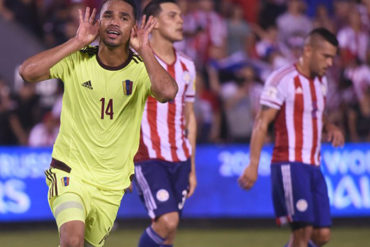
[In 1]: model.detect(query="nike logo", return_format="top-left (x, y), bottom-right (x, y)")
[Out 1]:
top-left (82, 80), bottom-right (93, 90)
top-left (295, 87), bottom-right (303, 94)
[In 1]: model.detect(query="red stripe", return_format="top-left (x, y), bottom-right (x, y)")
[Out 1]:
top-left (309, 79), bottom-right (318, 165)
top-left (293, 76), bottom-right (304, 162)
top-left (181, 84), bottom-right (190, 159)
top-left (272, 103), bottom-right (289, 162)
top-left (147, 96), bottom-right (164, 160)
top-left (167, 64), bottom-right (180, 161)
top-left (180, 61), bottom-right (188, 72)
top-left (134, 129), bottom-right (150, 162)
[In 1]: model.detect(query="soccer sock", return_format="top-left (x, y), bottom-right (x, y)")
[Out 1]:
top-left (138, 226), bottom-right (165, 247)
top-left (308, 240), bottom-right (318, 247)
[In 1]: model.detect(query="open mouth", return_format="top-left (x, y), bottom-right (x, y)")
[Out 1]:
top-left (106, 30), bottom-right (121, 39)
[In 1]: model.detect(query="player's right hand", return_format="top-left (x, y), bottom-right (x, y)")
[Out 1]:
top-left (75, 7), bottom-right (99, 47)
top-left (238, 164), bottom-right (258, 190)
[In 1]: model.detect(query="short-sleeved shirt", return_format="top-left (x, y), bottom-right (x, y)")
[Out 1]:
top-left (260, 64), bottom-right (327, 166)
top-left (135, 50), bottom-right (196, 163)
top-left (50, 47), bottom-right (151, 191)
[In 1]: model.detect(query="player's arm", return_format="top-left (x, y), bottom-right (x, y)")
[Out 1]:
top-left (238, 105), bottom-right (278, 190)
top-left (185, 102), bottom-right (197, 198)
top-left (19, 7), bottom-right (98, 83)
top-left (130, 16), bottom-right (178, 102)
top-left (323, 116), bottom-right (344, 147)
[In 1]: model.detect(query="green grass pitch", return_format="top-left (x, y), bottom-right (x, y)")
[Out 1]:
top-left (0, 226), bottom-right (369, 247)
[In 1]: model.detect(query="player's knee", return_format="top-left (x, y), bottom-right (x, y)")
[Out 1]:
top-left (312, 228), bottom-right (331, 246)
top-left (159, 212), bottom-right (179, 233)
top-left (60, 235), bottom-right (84, 247)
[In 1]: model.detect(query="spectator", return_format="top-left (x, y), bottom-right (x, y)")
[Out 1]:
top-left (225, 3), bottom-right (251, 56)
top-left (28, 111), bottom-right (59, 147)
top-left (276, 0), bottom-right (312, 45)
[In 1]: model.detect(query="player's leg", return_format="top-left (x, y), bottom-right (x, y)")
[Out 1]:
top-left (152, 211), bottom-right (179, 245)
top-left (134, 159), bottom-right (190, 247)
top-left (83, 186), bottom-right (124, 247)
top-left (310, 167), bottom-right (332, 246)
top-left (271, 163), bottom-right (315, 247)
top-left (45, 167), bottom-right (89, 247)
top-left (153, 159), bottom-right (190, 245)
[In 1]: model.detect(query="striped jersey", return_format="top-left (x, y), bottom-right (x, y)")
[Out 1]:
top-left (135, 50), bottom-right (196, 162)
top-left (260, 64), bottom-right (328, 166)
top-left (49, 47), bottom-right (151, 191)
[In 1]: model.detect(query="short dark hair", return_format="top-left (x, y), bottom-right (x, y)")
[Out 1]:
top-left (308, 28), bottom-right (338, 47)
top-left (142, 0), bottom-right (176, 18)
top-left (100, 0), bottom-right (138, 19)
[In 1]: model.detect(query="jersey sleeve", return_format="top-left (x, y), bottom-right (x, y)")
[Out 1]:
top-left (49, 53), bottom-right (76, 81)
top-left (185, 61), bottom-right (196, 103)
top-left (260, 70), bottom-right (287, 109)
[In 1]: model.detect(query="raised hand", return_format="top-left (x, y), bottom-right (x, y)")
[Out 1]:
top-left (75, 7), bottom-right (99, 47)
top-left (130, 15), bottom-right (156, 54)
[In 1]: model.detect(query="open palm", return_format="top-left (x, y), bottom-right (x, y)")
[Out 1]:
top-left (75, 7), bottom-right (99, 46)
top-left (130, 15), bottom-right (156, 54)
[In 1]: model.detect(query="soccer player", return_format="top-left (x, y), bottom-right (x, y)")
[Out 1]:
top-left (19, 0), bottom-right (178, 246)
top-left (238, 28), bottom-right (344, 247)
top-left (133, 1), bottom-right (197, 246)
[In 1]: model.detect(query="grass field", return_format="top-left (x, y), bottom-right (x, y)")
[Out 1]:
top-left (0, 226), bottom-right (369, 247)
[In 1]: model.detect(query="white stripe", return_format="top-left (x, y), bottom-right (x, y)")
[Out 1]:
top-left (146, 228), bottom-right (163, 244)
top-left (157, 103), bottom-right (171, 160)
top-left (281, 164), bottom-right (294, 216)
top-left (301, 78), bottom-right (312, 164)
top-left (134, 166), bottom-right (157, 218)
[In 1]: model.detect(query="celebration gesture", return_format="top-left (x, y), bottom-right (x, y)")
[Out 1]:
top-left (75, 7), bottom-right (99, 47)
top-left (130, 15), bottom-right (157, 54)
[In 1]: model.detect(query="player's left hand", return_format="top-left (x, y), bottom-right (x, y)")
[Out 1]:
top-left (187, 169), bottom-right (197, 198)
top-left (326, 124), bottom-right (344, 147)
top-left (130, 15), bottom-right (156, 54)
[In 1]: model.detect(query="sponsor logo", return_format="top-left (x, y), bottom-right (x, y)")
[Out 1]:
top-left (81, 80), bottom-right (93, 89)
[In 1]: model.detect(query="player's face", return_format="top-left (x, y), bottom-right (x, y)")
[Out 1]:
top-left (155, 3), bottom-right (184, 42)
top-left (309, 40), bottom-right (337, 77)
top-left (99, 0), bottom-right (135, 48)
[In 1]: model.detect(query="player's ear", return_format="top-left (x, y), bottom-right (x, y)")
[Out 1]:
top-left (153, 16), bottom-right (160, 29)
top-left (303, 44), bottom-right (312, 58)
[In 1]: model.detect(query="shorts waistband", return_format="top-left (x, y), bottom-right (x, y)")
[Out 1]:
top-left (50, 158), bottom-right (71, 173)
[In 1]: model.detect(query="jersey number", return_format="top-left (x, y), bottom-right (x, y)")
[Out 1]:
top-left (100, 98), bottom-right (114, 120)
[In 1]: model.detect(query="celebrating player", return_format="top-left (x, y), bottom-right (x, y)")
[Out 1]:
top-left (19, 0), bottom-right (178, 246)
top-left (238, 28), bottom-right (344, 247)
top-left (133, 1), bottom-right (197, 246)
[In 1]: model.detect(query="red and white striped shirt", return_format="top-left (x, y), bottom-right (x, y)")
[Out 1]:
top-left (260, 64), bottom-right (327, 166)
top-left (135, 50), bottom-right (196, 162)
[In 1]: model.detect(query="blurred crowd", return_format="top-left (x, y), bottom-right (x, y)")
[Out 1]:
top-left (0, 0), bottom-right (369, 147)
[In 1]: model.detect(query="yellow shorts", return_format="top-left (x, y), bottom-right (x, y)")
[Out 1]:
top-left (45, 167), bottom-right (124, 247)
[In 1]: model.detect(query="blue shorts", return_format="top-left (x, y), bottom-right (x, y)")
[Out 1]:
top-left (270, 162), bottom-right (331, 228)
top-left (134, 159), bottom-right (191, 219)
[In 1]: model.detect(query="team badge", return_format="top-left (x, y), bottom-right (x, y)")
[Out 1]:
top-left (123, 80), bottom-right (133, 95)
top-left (61, 177), bottom-right (70, 187)
top-left (183, 71), bottom-right (191, 84)
top-left (156, 189), bottom-right (169, 202)
top-left (296, 199), bottom-right (308, 212)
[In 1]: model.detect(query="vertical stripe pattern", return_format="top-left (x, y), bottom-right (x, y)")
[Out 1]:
top-left (135, 51), bottom-right (195, 163)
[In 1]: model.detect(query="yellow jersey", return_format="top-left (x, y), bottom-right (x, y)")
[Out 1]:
top-left (50, 47), bottom-right (151, 191)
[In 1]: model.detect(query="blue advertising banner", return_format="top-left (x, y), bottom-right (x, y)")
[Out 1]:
top-left (0, 144), bottom-right (369, 222)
